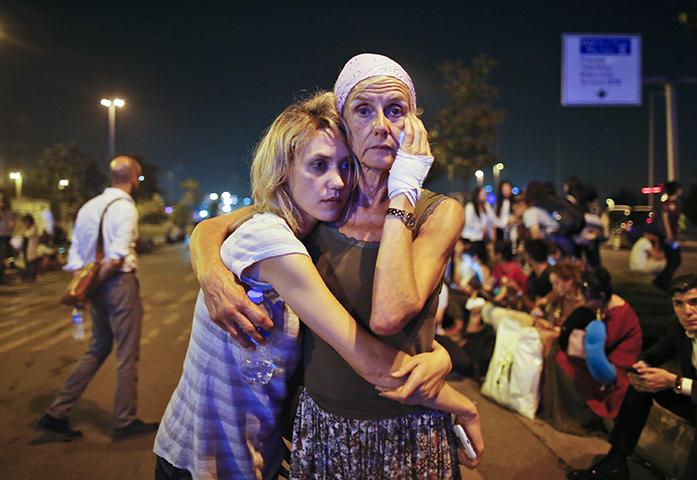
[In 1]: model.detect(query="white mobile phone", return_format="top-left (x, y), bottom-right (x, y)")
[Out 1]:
top-left (398, 130), bottom-right (405, 146)
top-left (453, 424), bottom-right (477, 460)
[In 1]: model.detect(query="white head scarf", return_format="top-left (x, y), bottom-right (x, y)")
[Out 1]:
top-left (334, 53), bottom-right (417, 114)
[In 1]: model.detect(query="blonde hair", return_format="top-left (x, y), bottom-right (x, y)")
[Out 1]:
top-left (249, 91), bottom-right (353, 234)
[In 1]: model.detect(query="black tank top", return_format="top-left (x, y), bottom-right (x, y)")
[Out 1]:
top-left (302, 190), bottom-right (448, 419)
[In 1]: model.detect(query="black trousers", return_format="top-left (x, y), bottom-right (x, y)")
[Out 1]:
top-left (655, 242), bottom-right (682, 290)
top-left (609, 386), bottom-right (696, 480)
top-left (155, 455), bottom-right (192, 480)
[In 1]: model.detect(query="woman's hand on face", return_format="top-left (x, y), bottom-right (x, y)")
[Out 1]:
top-left (200, 265), bottom-right (274, 348)
top-left (376, 347), bottom-right (451, 405)
top-left (400, 114), bottom-right (432, 157)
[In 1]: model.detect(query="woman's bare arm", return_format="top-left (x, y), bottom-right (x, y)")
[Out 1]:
top-left (265, 252), bottom-right (484, 467)
top-left (260, 254), bottom-right (466, 412)
top-left (370, 115), bottom-right (464, 335)
top-left (371, 196), bottom-right (464, 335)
top-left (190, 208), bottom-right (272, 345)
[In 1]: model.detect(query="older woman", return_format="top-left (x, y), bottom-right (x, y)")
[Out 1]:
top-left (190, 54), bottom-right (482, 478)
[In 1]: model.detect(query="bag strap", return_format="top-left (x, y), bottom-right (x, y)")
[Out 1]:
top-left (95, 197), bottom-right (131, 262)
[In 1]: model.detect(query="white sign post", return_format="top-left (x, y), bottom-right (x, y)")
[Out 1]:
top-left (561, 33), bottom-right (642, 106)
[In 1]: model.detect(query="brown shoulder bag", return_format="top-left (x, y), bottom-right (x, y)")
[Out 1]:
top-left (60, 198), bottom-right (125, 306)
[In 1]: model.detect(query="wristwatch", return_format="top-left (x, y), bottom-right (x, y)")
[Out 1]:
top-left (674, 374), bottom-right (683, 394)
top-left (386, 208), bottom-right (416, 231)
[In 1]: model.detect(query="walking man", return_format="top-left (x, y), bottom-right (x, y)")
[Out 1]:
top-left (38, 155), bottom-right (158, 441)
top-left (569, 274), bottom-right (697, 480)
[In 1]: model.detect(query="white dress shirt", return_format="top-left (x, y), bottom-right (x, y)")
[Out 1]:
top-left (461, 202), bottom-right (492, 241)
top-left (65, 187), bottom-right (138, 273)
top-left (489, 198), bottom-right (511, 230)
top-left (680, 332), bottom-right (697, 396)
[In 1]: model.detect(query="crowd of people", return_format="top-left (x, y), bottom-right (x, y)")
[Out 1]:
top-left (0, 192), bottom-right (68, 283)
top-left (30, 52), bottom-right (693, 480)
top-left (433, 172), bottom-right (693, 479)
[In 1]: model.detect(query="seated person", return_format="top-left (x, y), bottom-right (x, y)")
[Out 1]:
top-left (629, 228), bottom-right (666, 274)
top-left (540, 268), bottom-right (642, 436)
top-left (523, 239), bottom-right (553, 310)
top-left (531, 262), bottom-right (584, 330)
top-left (489, 240), bottom-right (527, 309)
top-left (568, 274), bottom-right (696, 480)
top-left (437, 295), bottom-right (495, 379)
top-left (445, 238), bottom-right (490, 332)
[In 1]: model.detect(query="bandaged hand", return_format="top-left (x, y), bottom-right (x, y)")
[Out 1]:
top-left (388, 150), bottom-right (433, 206)
top-left (388, 115), bottom-right (433, 206)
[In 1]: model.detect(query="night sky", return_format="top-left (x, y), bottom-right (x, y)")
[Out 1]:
top-left (1, 0), bottom-right (696, 201)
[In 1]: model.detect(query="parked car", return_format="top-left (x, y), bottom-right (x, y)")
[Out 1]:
top-left (606, 204), bottom-right (655, 249)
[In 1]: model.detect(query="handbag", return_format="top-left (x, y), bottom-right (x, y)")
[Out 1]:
top-left (481, 317), bottom-right (543, 419)
top-left (60, 198), bottom-right (125, 306)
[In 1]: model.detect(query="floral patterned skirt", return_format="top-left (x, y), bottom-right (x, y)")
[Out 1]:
top-left (290, 389), bottom-right (461, 480)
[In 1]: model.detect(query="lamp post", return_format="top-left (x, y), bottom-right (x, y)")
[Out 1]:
top-left (100, 98), bottom-right (125, 158)
top-left (474, 169), bottom-right (484, 187)
top-left (8, 172), bottom-right (22, 198)
top-left (493, 162), bottom-right (505, 189)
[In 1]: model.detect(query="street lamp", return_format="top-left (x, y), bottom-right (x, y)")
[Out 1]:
top-left (100, 97), bottom-right (126, 158)
top-left (8, 171), bottom-right (22, 198)
top-left (58, 179), bottom-right (69, 190)
top-left (474, 169), bottom-right (484, 187)
top-left (493, 162), bottom-right (505, 189)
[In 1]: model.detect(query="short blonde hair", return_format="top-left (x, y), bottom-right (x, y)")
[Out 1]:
top-left (249, 91), bottom-right (352, 234)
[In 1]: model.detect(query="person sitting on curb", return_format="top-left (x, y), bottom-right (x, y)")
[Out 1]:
top-left (568, 274), bottom-right (697, 480)
top-left (629, 226), bottom-right (666, 274)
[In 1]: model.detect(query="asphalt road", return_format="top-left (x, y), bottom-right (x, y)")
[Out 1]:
top-left (1, 243), bottom-right (693, 479)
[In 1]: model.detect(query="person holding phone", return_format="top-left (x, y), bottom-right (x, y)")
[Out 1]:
top-left (568, 274), bottom-right (697, 480)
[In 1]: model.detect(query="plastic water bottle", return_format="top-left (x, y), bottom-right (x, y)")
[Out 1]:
top-left (71, 304), bottom-right (86, 340)
top-left (236, 289), bottom-right (275, 387)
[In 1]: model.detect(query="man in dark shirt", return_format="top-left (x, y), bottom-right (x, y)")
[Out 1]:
top-left (524, 239), bottom-right (552, 310)
top-left (654, 181), bottom-right (683, 291)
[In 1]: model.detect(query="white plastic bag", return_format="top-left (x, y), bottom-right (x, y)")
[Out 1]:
top-left (481, 317), bottom-right (543, 419)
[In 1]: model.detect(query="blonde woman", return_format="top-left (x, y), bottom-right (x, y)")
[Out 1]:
top-left (155, 92), bottom-right (477, 480)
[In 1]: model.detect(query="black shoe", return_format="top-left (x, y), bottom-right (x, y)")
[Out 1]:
top-left (567, 456), bottom-right (629, 480)
top-left (37, 414), bottom-right (83, 441)
top-left (112, 418), bottom-right (159, 440)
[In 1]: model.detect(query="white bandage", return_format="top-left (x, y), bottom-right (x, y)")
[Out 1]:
top-left (388, 149), bottom-right (434, 207)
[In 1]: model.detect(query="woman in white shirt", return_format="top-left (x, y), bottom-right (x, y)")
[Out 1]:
top-left (462, 186), bottom-right (493, 261)
top-left (491, 180), bottom-right (513, 241)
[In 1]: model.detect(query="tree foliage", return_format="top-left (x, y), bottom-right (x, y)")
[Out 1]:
top-left (430, 54), bottom-right (504, 181)
top-left (132, 161), bottom-right (163, 201)
top-left (26, 143), bottom-right (106, 212)
top-left (137, 193), bottom-right (167, 224)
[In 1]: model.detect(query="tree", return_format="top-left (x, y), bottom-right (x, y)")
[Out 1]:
top-left (137, 193), bottom-right (167, 224)
top-left (132, 161), bottom-right (163, 201)
top-left (26, 143), bottom-right (106, 214)
top-left (179, 178), bottom-right (203, 208)
top-left (171, 178), bottom-right (203, 227)
top-left (429, 54), bottom-right (504, 182)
